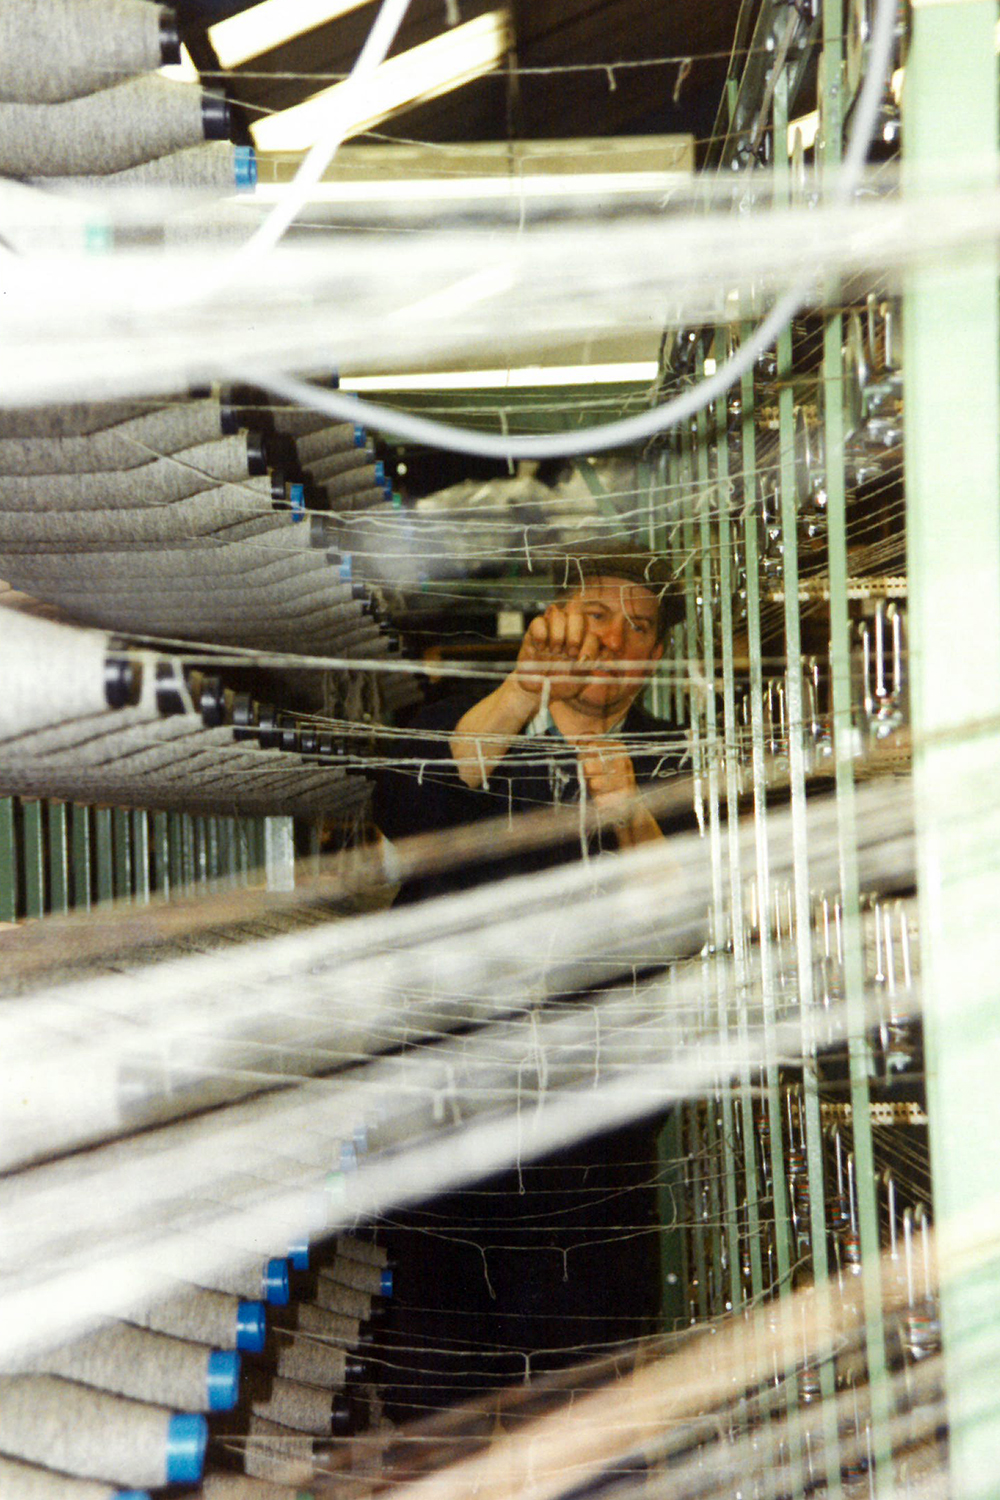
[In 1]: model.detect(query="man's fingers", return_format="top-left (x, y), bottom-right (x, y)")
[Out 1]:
top-left (563, 601), bottom-right (586, 656)
top-left (544, 604), bottom-right (567, 654)
top-left (581, 754), bottom-right (617, 784)
top-left (581, 743), bottom-right (637, 789)
top-left (527, 615), bottom-right (549, 651)
top-left (582, 738), bottom-right (618, 759)
top-left (576, 627), bottom-right (601, 666)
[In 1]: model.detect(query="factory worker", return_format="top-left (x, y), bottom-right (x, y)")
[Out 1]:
top-left (372, 546), bottom-right (686, 1421)
top-left (374, 543), bottom-right (685, 904)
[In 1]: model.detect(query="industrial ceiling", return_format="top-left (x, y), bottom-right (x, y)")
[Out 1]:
top-left (175, 0), bottom-right (745, 158)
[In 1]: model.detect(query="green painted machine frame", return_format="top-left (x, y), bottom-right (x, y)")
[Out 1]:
top-left (656, 0), bottom-right (1000, 1489)
top-left (0, 797), bottom-right (267, 918)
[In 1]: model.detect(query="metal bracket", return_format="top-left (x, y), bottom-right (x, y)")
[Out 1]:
top-left (821, 1100), bottom-right (928, 1126)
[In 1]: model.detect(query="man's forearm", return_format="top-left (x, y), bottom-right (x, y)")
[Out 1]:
top-left (449, 675), bottom-right (539, 787)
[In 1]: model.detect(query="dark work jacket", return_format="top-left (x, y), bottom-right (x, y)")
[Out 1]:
top-left (373, 688), bottom-right (684, 904)
top-left (372, 691), bottom-right (686, 1419)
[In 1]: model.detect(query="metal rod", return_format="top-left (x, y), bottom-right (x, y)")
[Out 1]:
top-left (47, 801), bottom-right (69, 915)
top-left (0, 797), bottom-right (17, 923)
top-left (71, 803), bottom-right (91, 911)
top-left (22, 800), bottom-right (45, 918)
top-left (94, 808), bottom-right (114, 906)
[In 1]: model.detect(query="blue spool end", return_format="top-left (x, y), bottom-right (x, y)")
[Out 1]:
top-left (338, 553), bottom-right (353, 583)
top-left (288, 1237), bottom-right (311, 1271)
top-left (206, 1350), bottom-right (241, 1412)
top-left (340, 1139), bottom-right (358, 1174)
top-left (380, 1267), bottom-right (394, 1298)
top-left (374, 460), bottom-right (385, 484)
top-left (165, 1413), bottom-right (208, 1485)
top-left (353, 1122), bottom-right (368, 1154)
top-left (289, 482), bottom-right (305, 522)
top-left (234, 144), bottom-right (257, 192)
top-left (113, 1493), bottom-right (152, 1500)
top-left (353, 424), bottom-right (366, 447)
top-left (236, 1300), bottom-right (267, 1353)
top-left (262, 1258), bottom-right (291, 1306)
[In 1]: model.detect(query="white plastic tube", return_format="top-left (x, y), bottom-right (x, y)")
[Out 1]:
top-left (243, 0), bottom-right (899, 460)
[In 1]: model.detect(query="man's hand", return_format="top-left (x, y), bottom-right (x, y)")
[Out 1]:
top-left (579, 739), bottom-right (664, 848)
top-left (513, 602), bottom-right (601, 704)
top-left (449, 604), bottom-right (602, 789)
top-left (578, 739), bottom-right (638, 812)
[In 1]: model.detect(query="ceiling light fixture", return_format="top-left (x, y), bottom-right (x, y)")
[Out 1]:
top-left (209, 0), bottom-right (370, 70)
top-left (251, 9), bottom-right (511, 153)
top-left (339, 363), bottom-right (659, 392)
top-left (159, 42), bottom-right (200, 84)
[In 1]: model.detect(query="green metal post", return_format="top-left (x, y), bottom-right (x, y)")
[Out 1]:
top-left (235, 817), bottom-right (251, 884)
top-left (112, 807), bottom-right (132, 901)
top-left (677, 417), bottom-right (714, 1314)
top-left (48, 802), bottom-right (69, 914)
top-left (738, 345), bottom-right (766, 1308)
top-left (168, 812), bottom-right (184, 891)
top-left (574, 457), bottom-right (620, 521)
top-left (206, 817), bottom-right (221, 882)
top-left (689, 1101), bottom-right (710, 1323)
top-left (694, 409), bottom-right (722, 1319)
top-left (132, 810), bottom-right (150, 903)
top-left (755, 73), bottom-right (792, 1305)
top-left (657, 1108), bottom-right (688, 1331)
top-left (95, 808), bottom-right (114, 905)
top-left (642, 454), bottom-right (669, 717)
top-left (903, 2), bottom-right (1000, 1489)
top-left (22, 800), bottom-right (45, 917)
top-left (0, 797), bottom-right (17, 922)
top-left (652, 442), bottom-right (687, 1325)
top-left (826, 322), bottom-right (884, 1486)
top-left (181, 814), bottom-right (196, 889)
top-left (192, 817), bottom-right (207, 887)
top-left (660, 449), bottom-right (686, 725)
top-left (740, 317), bottom-right (793, 1349)
top-left (152, 811), bottom-right (169, 896)
top-left (679, 420), bottom-right (703, 799)
top-left (713, 327), bottom-right (748, 1316)
top-left (71, 804), bottom-right (92, 911)
top-left (219, 816), bottom-right (236, 883)
top-left (249, 817), bottom-right (264, 880)
top-left (697, 364), bottom-right (741, 1316)
top-left (770, 63), bottom-right (840, 1493)
top-left (808, 2), bottom-right (850, 1488)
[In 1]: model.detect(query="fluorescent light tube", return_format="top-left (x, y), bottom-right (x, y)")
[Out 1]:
top-left (251, 10), bottom-right (510, 152)
top-left (159, 43), bottom-right (200, 84)
top-left (340, 363), bottom-right (659, 392)
top-left (210, 0), bottom-right (370, 70)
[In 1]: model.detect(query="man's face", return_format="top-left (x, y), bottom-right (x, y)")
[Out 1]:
top-left (565, 576), bottom-right (664, 717)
